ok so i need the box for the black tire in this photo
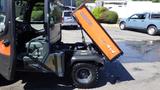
[119,22,126,30]
[72,63,98,88]
[147,25,157,35]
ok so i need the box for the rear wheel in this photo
[147,26,157,35]
[119,22,126,30]
[72,63,98,88]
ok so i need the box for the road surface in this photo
[1,24,160,90]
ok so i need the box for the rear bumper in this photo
[61,23,79,27]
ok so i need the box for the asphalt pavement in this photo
[1,24,160,90]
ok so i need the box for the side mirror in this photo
[127,18,130,21]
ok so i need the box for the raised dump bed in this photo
[73,4,123,61]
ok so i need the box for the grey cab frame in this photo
[0,0,16,80]
[0,0,51,80]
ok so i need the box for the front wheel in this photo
[147,26,157,35]
[119,22,126,30]
[72,63,98,88]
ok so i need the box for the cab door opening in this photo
[15,0,62,73]
[15,0,50,71]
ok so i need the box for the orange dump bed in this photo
[73,5,123,61]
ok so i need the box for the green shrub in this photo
[76,0,85,7]
[99,11,118,24]
[31,10,43,21]
[92,7,108,20]
[92,6,118,24]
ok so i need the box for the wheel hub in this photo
[76,68,92,84]
[148,28,155,34]
[78,69,90,79]
[120,23,125,29]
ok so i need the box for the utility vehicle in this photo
[0,0,122,88]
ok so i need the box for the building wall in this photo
[111,1,160,18]
[86,1,160,18]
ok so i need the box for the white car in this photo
[61,10,79,29]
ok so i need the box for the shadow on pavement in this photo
[97,60,134,87]
[17,72,73,90]
[0,61,134,89]
[0,72,74,90]
[0,76,16,86]
[61,26,79,30]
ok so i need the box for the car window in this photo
[130,14,139,19]
[64,12,72,17]
[151,14,160,19]
[31,3,44,22]
[30,2,44,30]
[130,14,146,19]
[49,1,62,44]
[139,14,146,19]
[15,1,27,22]
[50,3,62,24]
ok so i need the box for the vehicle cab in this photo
[0,0,105,88]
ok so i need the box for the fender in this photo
[71,50,104,66]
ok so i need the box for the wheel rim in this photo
[120,23,125,29]
[75,68,93,84]
[148,27,156,35]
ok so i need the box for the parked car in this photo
[61,10,79,29]
[119,13,160,35]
